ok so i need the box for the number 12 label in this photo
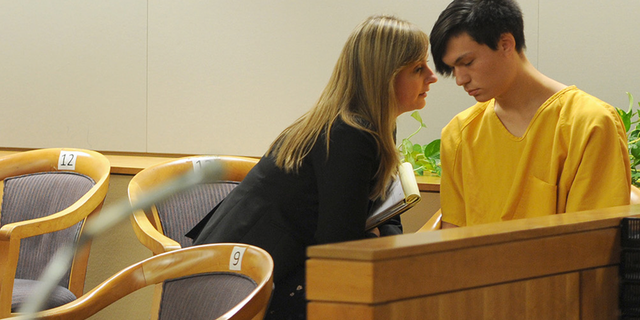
[229,246,247,271]
[58,151,79,170]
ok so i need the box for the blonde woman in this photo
[187,15,437,319]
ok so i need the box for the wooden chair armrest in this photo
[25,247,212,319]
[29,265,148,320]
[417,209,442,232]
[30,244,274,320]
[0,181,108,241]
[129,210,181,255]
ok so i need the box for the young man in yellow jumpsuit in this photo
[430,0,631,228]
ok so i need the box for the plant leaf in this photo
[631,143,640,160]
[400,138,412,155]
[410,111,427,128]
[617,107,632,133]
[423,139,441,158]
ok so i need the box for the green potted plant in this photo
[616,92,640,187]
[398,111,441,176]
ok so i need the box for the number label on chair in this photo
[230,246,247,271]
[192,159,213,172]
[58,151,79,170]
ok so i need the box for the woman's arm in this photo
[313,123,380,244]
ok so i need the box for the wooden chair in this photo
[0,148,110,318]
[29,243,274,320]
[418,185,640,232]
[417,209,442,232]
[128,155,259,255]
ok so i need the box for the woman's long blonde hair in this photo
[267,15,429,199]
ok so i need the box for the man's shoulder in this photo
[556,87,619,123]
[440,102,491,154]
[443,101,490,135]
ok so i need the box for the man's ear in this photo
[499,33,516,53]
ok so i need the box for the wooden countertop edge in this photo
[307,204,640,261]
[415,175,440,192]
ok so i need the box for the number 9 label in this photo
[229,246,247,271]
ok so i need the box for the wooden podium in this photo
[307,205,640,320]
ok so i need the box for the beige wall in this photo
[1,0,638,156]
[1,1,638,317]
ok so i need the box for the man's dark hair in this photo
[430,0,526,76]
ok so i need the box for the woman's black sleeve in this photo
[312,124,379,244]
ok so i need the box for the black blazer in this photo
[187,119,401,282]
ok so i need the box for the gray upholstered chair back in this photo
[1,172,95,287]
[154,181,239,248]
[158,272,257,320]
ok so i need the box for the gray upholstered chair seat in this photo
[11,279,76,312]
[155,181,239,248]
[158,272,257,320]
